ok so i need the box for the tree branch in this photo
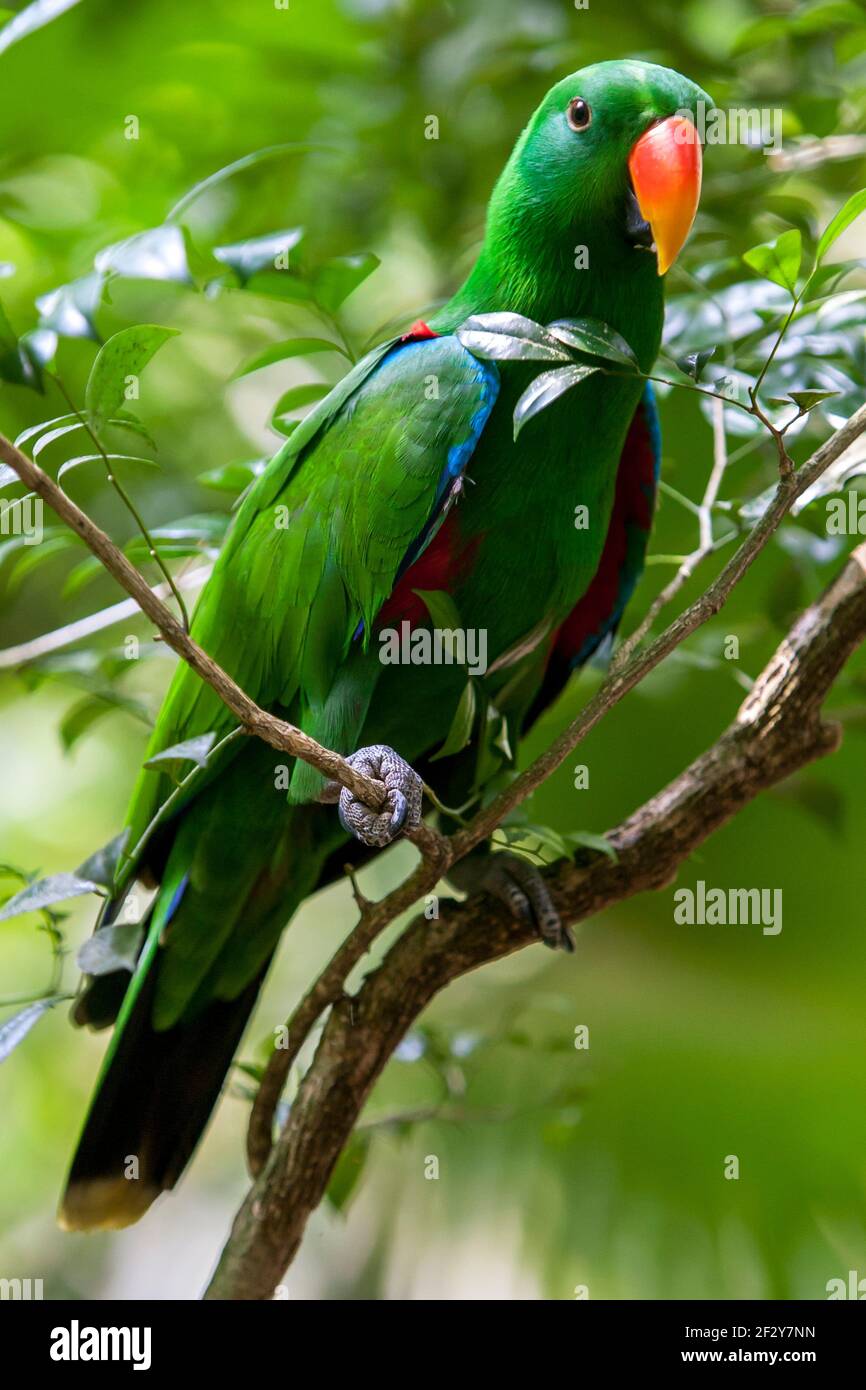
[3,403,866,1299]
[449,400,866,858]
[205,540,866,1299]
[241,401,866,1166]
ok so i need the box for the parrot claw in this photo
[330,744,424,849]
[450,850,574,953]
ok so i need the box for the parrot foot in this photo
[449,851,575,953]
[326,744,424,849]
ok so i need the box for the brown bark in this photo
[204,543,866,1299]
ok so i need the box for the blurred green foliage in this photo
[1,0,866,1300]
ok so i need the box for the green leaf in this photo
[145,732,217,784]
[486,704,512,762]
[325,1130,371,1213]
[730,15,787,54]
[61,554,103,599]
[270,382,330,418]
[489,831,541,866]
[14,413,76,450]
[76,832,129,890]
[35,272,103,341]
[513,365,598,439]
[0,872,105,921]
[125,512,228,562]
[136,513,227,545]
[32,420,84,459]
[214,228,303,285]
[520,823,573,860]
[19,326,57,370]
[85,325,179,430]
[0,533,33,574]
[486,616,552,676]
[0,299,19,373]
[58,691,151,750]
[166,142,331,223]
[743,229,802,294]
[788,389,839,414]
[457,312,571,363]
[198,458,267,493]
[548,317,637,366]
[0,299,41,390]
[234,338,341,378]
[815,189,866,264]
[802,260,860,302]
[5,536,75,595]
[676,347,716,382]
[77,922,144,976]
[0,0,82,59]
[430,679,477,761]
[109,412,158,450]
[242,271,314,305]
[271,417,301,440]
[412,588,463,631]
[57,453,159,484]
[0,997,61,1063]
[234,1059,265,1084]
[567,831,618,862]
[313,252,380,312]
[95,226,192,285]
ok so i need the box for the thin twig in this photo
[0,564,211,670]
[0,429,446,853]
[51,376,191,631]
[699,395,728,550]
[617,399,734,666]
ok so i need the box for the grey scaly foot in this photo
[324,744,424,849]
[449,850,574,953]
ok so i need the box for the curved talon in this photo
[480,852,575,953]
[335,744,423,849]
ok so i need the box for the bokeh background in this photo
[2,0,866,1300]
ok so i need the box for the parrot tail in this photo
[58,958,265,1231]
[59,749,337,1231]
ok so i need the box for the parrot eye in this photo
[566,97,592,132]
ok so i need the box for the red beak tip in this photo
[628,115,702,276]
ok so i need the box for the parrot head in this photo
[473,59,711,335]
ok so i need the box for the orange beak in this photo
[628,115,702,276]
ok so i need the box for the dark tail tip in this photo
[59,969,264,1231]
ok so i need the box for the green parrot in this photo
[60,59,708,1230]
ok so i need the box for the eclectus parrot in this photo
[61,59,707,1229]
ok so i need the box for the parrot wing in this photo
[123,330,499,857]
